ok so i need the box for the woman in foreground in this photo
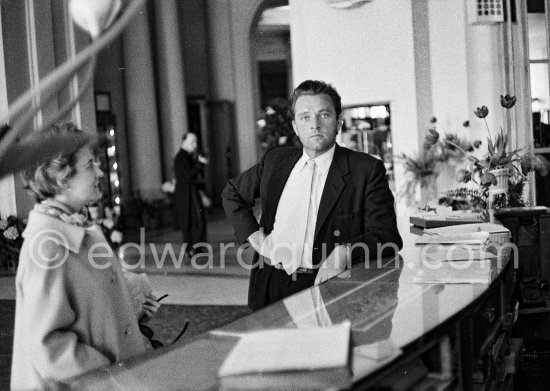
[11,122,159,390]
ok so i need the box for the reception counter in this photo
[70,218,516,390]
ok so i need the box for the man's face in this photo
[292,93,341,158]
[182,133,198,153]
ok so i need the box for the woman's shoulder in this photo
[20,210,91,269]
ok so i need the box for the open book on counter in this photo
[218,321,352,390]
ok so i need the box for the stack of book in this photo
[413,259,495,284]
[412,223,509,284]
[410,211,484,229]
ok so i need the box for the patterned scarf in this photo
[34,200,89,227]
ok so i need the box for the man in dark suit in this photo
[222,80,402,310]
[174,132,207,257]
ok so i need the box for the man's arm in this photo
[349,158,402,261]
[222,155,266,244]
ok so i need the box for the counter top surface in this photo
[71,217,511,390]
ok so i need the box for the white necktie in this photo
[278,159,316,274]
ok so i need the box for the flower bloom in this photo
[3,226,19,240]
[520,157,531,175]
[256,119,266,128]
[110,230,123,244]
[456,169,471,183]
[0,219,8,230]
[424,128,440,146]
[102,218,115,230]
[474,106,489,118]
[500,94,517,109]
[265,107,276,115]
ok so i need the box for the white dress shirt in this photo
[259,144,335,271]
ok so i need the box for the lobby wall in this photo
[289,0,419,202]
[289,0,508,206]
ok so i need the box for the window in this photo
[527,0,550,205]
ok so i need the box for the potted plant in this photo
[399,118,482,206]
[256,98,301,151]
[425,94,549,209]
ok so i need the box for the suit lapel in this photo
[314,145,349,241]
[264,149,302,229]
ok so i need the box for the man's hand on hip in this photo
[248,230,273,266]
[314,244,350,285]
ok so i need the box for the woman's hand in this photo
[140,295,162,323]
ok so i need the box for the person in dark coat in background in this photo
[174,132,208,257]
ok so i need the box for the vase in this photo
[487,167,510,210]
[489,167,509,194]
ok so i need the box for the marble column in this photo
[0,5,17,218]
[154,0,189,179]
[122,3,162,197]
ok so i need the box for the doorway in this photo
[251,3,292,154]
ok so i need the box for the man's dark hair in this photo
[289,80,342,119]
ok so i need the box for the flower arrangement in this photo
[399,117,482,204]
[257,98,301,150]
[0,215,26,273]
[424,94,549,207]
[423,117,482,163]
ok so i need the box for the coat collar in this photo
[264,144,350,240]
[314,144,350,240]
[23,210,86,253]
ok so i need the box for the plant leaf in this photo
[487,137,494,156]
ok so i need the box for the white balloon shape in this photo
[69,0,122,38]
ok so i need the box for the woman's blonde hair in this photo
[22,122,89,201]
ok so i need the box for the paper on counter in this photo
[354,339,398,362]
[413,259,494,284]
[422,244,498,262]
[425,223,510,236]
[414,231,490,245]
[218,321,351,377]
